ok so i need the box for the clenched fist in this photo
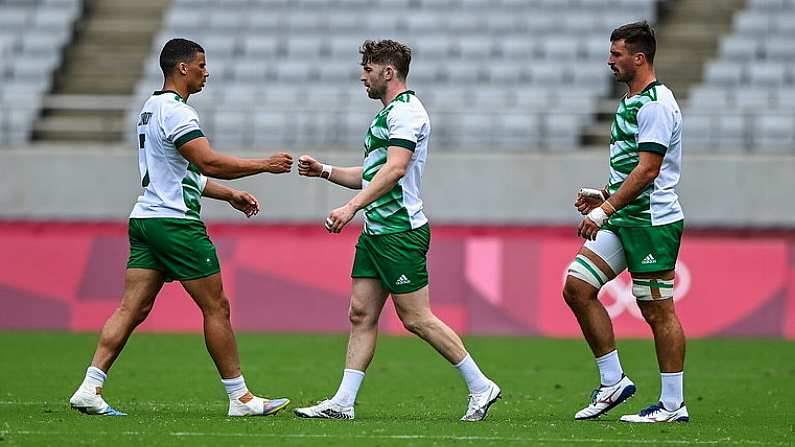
[265,153,293,174]
[298,154,323,177]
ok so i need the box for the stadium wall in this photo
[1,222,793,338]
[0,147,793,227]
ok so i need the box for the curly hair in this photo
[359,39,412,81]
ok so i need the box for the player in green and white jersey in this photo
[294,40,500,421]
[69,39,293,417]
[563,22,689,423]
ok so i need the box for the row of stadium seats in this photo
[142,62,610,89]
[164,11,655,34]
[684,113,795,154]
[689,86,795,111]
[146,34,619,62]
[132,0,658,150]
[703,62,795,87]
[732,10,795,35]
[684,0,795,153]
[0,0,82,145]
[199,109,588,151]
[170,0,656,11]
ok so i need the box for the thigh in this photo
[144,218,221,282]
[363,225,431,295]
[392,285,432,320]
[127,219,167,275]
[120,268,165,312]
[350,277,389,317]
[181,272,225,310]
[580,228,627,278]
[619,221,683,274]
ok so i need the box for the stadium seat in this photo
[720,36,760,61]
[754,114,795,153]
[127,0,663,151]
[704,62,746,86]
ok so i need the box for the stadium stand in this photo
[0,0,82,145]
[685,0,795,153]
[2,0,791,154]
[131,0,659,151]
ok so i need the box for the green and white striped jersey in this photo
[130,90,207,220]
[361,90,430,235]
[607,81,684,227]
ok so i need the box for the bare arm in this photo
[347,147,410,210]
[297,155,363,189]
[325,147,412,233]
[605,151,663,210]
[178,137,293,180]
[578,151,663,240]
[202,179,261,218]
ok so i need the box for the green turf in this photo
[0,333,792,446]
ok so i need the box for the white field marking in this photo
[3,430,788,446]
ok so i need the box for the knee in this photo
[348,303,377,328]
[641,306,676,328]
[202,295,231,320]
[562,279,589,308]
[400,314,434,336]
[118,302,152,327]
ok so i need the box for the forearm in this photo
[327,166,364,189]
[202,180,235,201]
[607,167,657,211]
[200,153,268,180]
[347,164,404,210]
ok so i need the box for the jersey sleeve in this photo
[386,103,426,151]
[636,102,673,155]
[163,105,205,149]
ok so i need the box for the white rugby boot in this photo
[69,385,127,416]
[460,380,502,421]
[574,375,636,420]
[620,402,690,423]
[228,394,290,416]
[293,399,355,420]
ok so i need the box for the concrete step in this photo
[80,19,161,34]
[33,115,126,142]
[57,79,142,95]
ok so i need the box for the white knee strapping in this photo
[632,278,675,301]
[567,254,609,289]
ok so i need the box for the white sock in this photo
[454,354,491,394]
[80,366,106,392]
[660,372,684,411]
[221,375,249,401]
[331,369,365,407]
[595,350,623,386]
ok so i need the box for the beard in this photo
[366,83,386,99]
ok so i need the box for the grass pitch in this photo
[0,332,792,446]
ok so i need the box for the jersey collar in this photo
[640,80,661,94]
[393,90,415,101]
[153,90,185,102]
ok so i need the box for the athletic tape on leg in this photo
[567,255,608,289]
[632,278,674,301]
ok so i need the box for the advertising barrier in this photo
[1,222,792,338]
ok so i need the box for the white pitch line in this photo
[3,430,788,446]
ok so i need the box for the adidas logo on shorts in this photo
[641,253,657,264]
[395,274,411,286]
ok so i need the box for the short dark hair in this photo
[610,21,656,64]
[359,39,412,81]
[159,38,205,76]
